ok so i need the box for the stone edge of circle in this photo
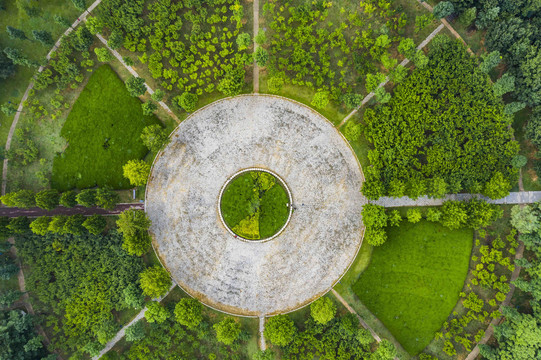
[144,94,366,317]
[217,167,294,243]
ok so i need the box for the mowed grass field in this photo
[51,65,159,191]
[353,220,473,355]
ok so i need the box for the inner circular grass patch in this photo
[220,170,290,240]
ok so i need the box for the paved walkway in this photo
[373,191,541,207]
[93,284,176,360]
[93,33,180,123]
[0,202,143,218]
[258,316,266,350]
[1,0,103,196]
[338,23,445,128]
[253,0,260,93]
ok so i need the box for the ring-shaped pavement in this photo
[146,95,366,316]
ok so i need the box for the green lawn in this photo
[353,220,473,355]
[220,171,289,240]
[51,65,159,191]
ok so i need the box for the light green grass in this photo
[51,65,159,191]
[353,220,473,355]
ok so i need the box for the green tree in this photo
[141,100,157,115]
[125,320,145,342]
[362,204,388,229]
[0,52,16,79]
[1,102,16,116]
[0,290,23,307]
[433,1,454,18]
[6,26,26,40]
[71,0,86,10]
[510,205,539,233]
[493,73,515,97]
[60,191,77,207]
[344,120,361,141]
[214,317,242,345]
[123,159,150,186]
[458,7,477,26]
[310,297,336,325]
[311,90,330,110]
[123,283,144,309]
[35,189,59,210]
[480,50,501,74]
[390,65,408,83]
[32,30,54,46]
[407,208,422,223]
[117,209,152,256]
[141,124,168,152]
[95,187,119,210]
[398,38,416,59]
[107,30,123,50]
[365,227,387,246]
[374,87,391,104]
[145,301,168,323]
[94,47,114,62]
[413,50,429,69]
[504,102,526,116]
[151,89,164,102]
[139,266,171,298]
[236,33,251,50]
[365,72,386,93]
[429,176,448,198]
[511,155,527,169]
[267,76,284,93]
[253,350,274,360]
[440,201,468,229]
[85,16,103,34]
[255,30,267,45]
[76,189,97,207]
[48,215,67,234]
[254,47,269,66]
[218,66,245,96]
[1,190,35,208]
[176,92,198,112]
[174,298,203,329]
[264,315,296,346]
[483,172,511,199]
[125,76,146,97]
[0,260,19,280]
[8,217,29,234]
[371,339,398,360]
[3,48,35,67]
[82,214,107,235]
[342,93,363,109]
[388,210,402,227]
[63,214,85,235]
[426,208,442,222]
[30,216,51,235]
[71,26,93,52]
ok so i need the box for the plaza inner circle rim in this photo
[218,167,294,243]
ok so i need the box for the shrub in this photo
[125,76,146,97]
[1,190,35,208]
[123,283,145,309]
[311,90,330,110]
[174,298,203,329]
[125,320,145,342]
[344,121,361,142]
[82,214,107,235]
[35,189,59,210]
[388,210,402,227]
[141,124,168,152]
[458,7,477,26]
[95,188,119,210]
[30,216,51,235]
[398,38,416,59]
[94,48,114,63]
[254,47,269,66]
[267,76,284,93]
[123,160,151,186]
[218,67,245,96]
[236,33,251,50]
[60,191,77,207]
[407,208,422,223]
[176,92,198,112]
[76,189,97,207]
[141,101,158,115]
[510,155,527,169]
[362,204,387,229]
[255,30,267,45]
[70,0,86,10]
[145,301,168,323]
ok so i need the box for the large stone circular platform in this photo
[145,95,366,316]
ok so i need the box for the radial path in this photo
[146,95,366,316]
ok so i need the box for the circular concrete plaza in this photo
[146,95,366,316]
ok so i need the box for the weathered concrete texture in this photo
[146,95,366,316]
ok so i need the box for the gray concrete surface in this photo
[145,95,366,316]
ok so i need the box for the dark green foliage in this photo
[0,310,50,359]
[122,283,144,310]
[0,256,18,280]
[354,220,473,354]
[526,107,541,147]
[63,214,85,235]
[0,290,23,308]
[54,15,72,28]
[174,298,202,329]
[95,187,119,210]
[6,26,26,40]
[3,48,35,67]
[281,314,373,359]
[176,92,198,112]
[480,50,501,74]
[107,30,123,50]
[264,314,296,347]
[254,47,269,66]
[0,51,16,79]
[493,73,515,97]
[125,76,146,97]
[70,25,94,52]
[218,66,246,96]
[83,214,107,235]
[47,215,67,234]
[35,189,59,210]
[76,188,97,207]
[253,350,275,360]
[504,101,526,116]
[458,7,476,26]
[141,100,157,115]
[511,155,528,169]
[51,65,159,190]
[363,39,518,199]
[59,190,77,207]
[117,209,151,256]
[125,320,145,342]
[433,1,454,18]
[15,231,144,351]
[30,216,51,236]
[1,190,35,208]
[32,30,54,47]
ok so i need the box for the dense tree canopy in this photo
[362,38,518,200]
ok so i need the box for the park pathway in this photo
[373,191,541,208]
[258,316,266,350]
[338,23,445,128]
[0,202,143,218]
[1,0,103,196]
[253,0,260,93]
[93,284,176,360]
[93,33,180,123]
